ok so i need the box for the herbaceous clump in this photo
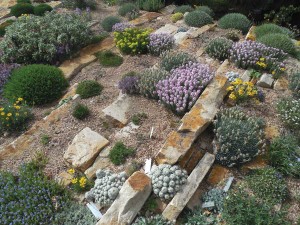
[0,12,91,64]
[85,169,127,207]
[160,51,196,72]
[202,188,226,213]
[156,62,214,114]
[137,0,164,12]
[76,80,103,99]
[118,3,139,17]
[149,164,188,201]
[101,16,122,32]
[185,11,213,28]
[171,12,183,23]
[225,29,241,42]
[205,37,233,61]
[0,63,19,93]
[118,75,140,94]
[112,22,133,32]
[174,5,194,14]
[138,68,169,99]
[254,23,292,39]
[277,98,300,130]
[213,107,266,167]
[133,215,175,225]
[195,5,214,17]
[218,13,251,34]
[148,33,174,56]
[289,72,300,98]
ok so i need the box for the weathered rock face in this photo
[186,24,215,39]
[154,24,178,35]
[155,60,230,165]
[162,153,215,221]
[64,127,109,171]
[274,77,289,91]
[207,164,229,185]
[130,12,161,26]
[97,172,152,225]
[257,73,274,88]
[55,171,73,187]
[0,0,16,8]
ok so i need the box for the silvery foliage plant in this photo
[149,164,188,201]
[225,71,239,82]
[85,170,127,207]
[148,33,175,56]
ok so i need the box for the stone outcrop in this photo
[64,127,109,171]
[257,73,274,88]
[154,24,178,35]
[97,172,152,225]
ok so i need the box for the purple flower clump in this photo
[112,22,134,32]
[156,62,214,114]
[0,63,19,93]
[229,40,287,70]
[118,75,140,94]
[148,33,174,56]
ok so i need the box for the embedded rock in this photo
[64,127,109,171]
[97,172,152,225]
[241,70,251,82]
[130,12,161,26]
[186,24,213,38]
[0,0,16,8]
[274,77,289,91]
[174,32,188,44]
[257,73,274,88]
[154,24,178,35]
[55,171,73,187]
[160,5,176,14]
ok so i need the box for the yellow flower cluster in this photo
[67,168,88,190]
[114,28,151,55]
[227,78,258,103]
[256,57,267,69]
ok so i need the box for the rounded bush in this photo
[96,50,123,67]
[72,103,90,120]
[185,11,213,28]
[205,37,233,60]
[76,80,103,99]
[33,4,52,16]
[170,12,183,23]
[218,13,251,34]
[102,16,122,32]
[118,3,138,17]
[174,5,193,14]
[10,3,34,17]
[138,0,164,12]
[254,23,290,39]
[0,20,14,37]
[257,33,297,55]
[3,65,68,105]
[196,5,214,17]
[17,0,31,3]
[289,72,300,98]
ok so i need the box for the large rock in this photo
[162,153,215,221]
[64,127,109,171]
[159,5,176,14]
[0,8,10,20]
[155,60,230,165]
[130,12,161,26]
[154,24,178,35]
[274,77,289,91]
[186,24,213,39]
[257,73,274,88]
[97,172,152,225]
[0,0,16,8]
[174,32,188,45]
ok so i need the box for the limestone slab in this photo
[186,24,212,38]
[154,24,178,35]
[130,12,161,26]
[274,77,289,91]
[64,127,109,171]
[162,153,215,221]
[0,8,10,20]
[174,32,188,45]
[257,73,274,88]
[0,0,16,8]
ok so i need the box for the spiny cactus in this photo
[85,170,127,207]
[149,164,188,201]
[205,37,233,61]
[213,107,266,167]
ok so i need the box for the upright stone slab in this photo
[97,172,152,225]
[162,153,215,221]
[64,127,109,171]
[155,60,230,165]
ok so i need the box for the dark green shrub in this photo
[3,64,68,105]
[72,103,90,120]
[89,32,109,45]
[95,50,123,67]
[205,37,233,60]
[185,11,213,28]
[101,16,122,32]
[257,33,297,55]
[160,51,196,72]
[137,0,164,12]
[118,3,138,17]
[289,72,300,98]
[218,13,251,34]
[174,5,193,14]
[131,112,147,125]
[254,23,291,39]
[17,0,31,4]
[10,3,34,17]
[76,80,103,99]
[33,4,53,16]
[199,0,230,13]
[268,135,300,177]
[196,5,214,17]
[62,0,97,9]
[0,20,14,37]
[109,142,135,165]
[277,98,300,130]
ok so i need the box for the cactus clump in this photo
[149,164,188,201]
[85,170,127,207]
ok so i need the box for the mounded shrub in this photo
[62,0,97,10]
[160,51,196,72]
[277,98,300,131]
[205,37,233,60]
[72,103,90,120]
[109,142,135,165]
[118,73,140,95]
[171,12,183,23]
[33,3,53,16]
[289,72,300,98]
[10,3,34,17]
[76,80,103,99]
[257,33,297,56]
[102,16,122,32]
[148,33,174,56]
[218,13,251,34]
[254,23,291,39]
[118,3,138,17]
[185,11,213,28]
[3,64,68,105]
[174,5,193,14]
[0,20,14,37]
[137,0,164,12]
[95,50,123,67]
[196,5,214,17]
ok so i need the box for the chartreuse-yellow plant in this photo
[67,168,91,192]
[227,78,258,103]
[114,27,151,54]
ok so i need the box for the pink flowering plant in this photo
[112,22,133,32]
[156,62,214,114]
[148,33,174,56]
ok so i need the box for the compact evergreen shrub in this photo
[174,5,193,14]
[76,80,103,99]
[289,72,300,98]
[160,51,196,72]
[254,23,291,39]
[109,142,135,165]
[218,13,251,34]
[205,37,233,60]
[257,33,297,55]
[10,3,34,17]
[102,16,122,32]
[72,103,90,120]
[17,0,31,3]
[3,64,68,105]
[33,3,53,16]
[118,3,138,17]
[196,5,214,17]
[185,11,213,28]
[62,0,97,9]
[95,50,123,67]
[137,0,164,12]
[171,12,183,23]
[0,20,14,37]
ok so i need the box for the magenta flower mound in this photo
[148,33,174,56]
[156,62,214,114]
[112,22,134,32]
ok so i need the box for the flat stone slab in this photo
[162,153,215,221]
[102,93,131,126]
[155,60,230,165]
[97,172,152,225]
[154,24,178,35]
[174,32,188,45]
[130,12,161,26]
[0,0,16,8]
[0,8,10,20]
[47,1,62,8]
[64,127,109,171]
[274,77,288,91]
[186,24,213,39]
[159,4,176,14]
[55,171,73,187]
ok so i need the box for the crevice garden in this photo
[0,0,299,224]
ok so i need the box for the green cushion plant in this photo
[95,50,123,67]
[102,16,122,32]
[76,80,103,99]
[10,3,34,17]
[185,11,213,28]
[218,13,251,34]
[33,4,53,16]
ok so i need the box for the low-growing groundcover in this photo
[96,50,123,67]
[109,142,135,165]
[76,80,103,99]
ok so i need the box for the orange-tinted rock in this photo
[0,0,16,8]
[55,171,73,187]
[130,12,161,26]
[207,164,229,185]
[274,77,289,91]
[265,125,280,140]
[245,26,256,41]
[241,155,268,172]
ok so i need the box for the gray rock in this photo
[257,73,274,88]
[241,70,251,82]
[174,32,188,45]
[154,24,178,35]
